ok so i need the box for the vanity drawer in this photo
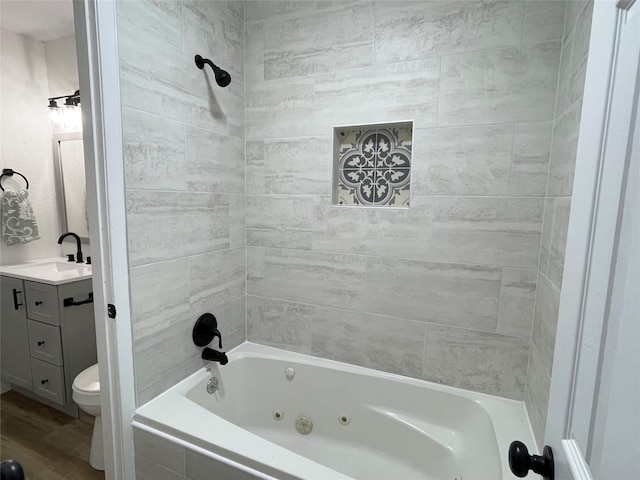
[27,320,63,366]
[31,358,66,405]
[25,281,60,326]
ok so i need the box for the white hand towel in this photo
[2,189,41,245]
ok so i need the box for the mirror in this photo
[53,132,89,242]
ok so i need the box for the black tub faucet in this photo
[58,232,84,263]
[193,313,228,365]
[202,348,228,365]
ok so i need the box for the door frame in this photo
[74,1,136,478]
[545,0,639,477]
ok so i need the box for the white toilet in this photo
[72,364,104,471]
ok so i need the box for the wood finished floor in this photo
[1,390,104,480]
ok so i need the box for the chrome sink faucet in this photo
[58,232,84,263]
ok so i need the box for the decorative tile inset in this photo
[334,122,412,207]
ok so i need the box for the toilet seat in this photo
[73,364,100,394]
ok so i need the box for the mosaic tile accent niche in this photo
[333,122,413,207]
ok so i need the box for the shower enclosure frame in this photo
[70,0,637,478]
[73,1,136,478]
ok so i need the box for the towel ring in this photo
[0,169,29,192]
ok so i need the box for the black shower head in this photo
[195,54,231,88]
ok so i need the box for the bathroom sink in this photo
[0,258,92,285]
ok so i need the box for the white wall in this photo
[45,35,79,97]
[0,28,60,264]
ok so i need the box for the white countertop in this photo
[0,257,92,285]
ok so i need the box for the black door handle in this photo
[509,441,554,480]
[12,289,23,310]
[63,292,93,307]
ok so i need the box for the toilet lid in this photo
[73,364,100,393]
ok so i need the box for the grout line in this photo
[247,244,535,274]
[245,293,530,341]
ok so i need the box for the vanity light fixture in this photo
[47,89,81,110]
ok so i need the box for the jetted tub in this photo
[133,343,536,480]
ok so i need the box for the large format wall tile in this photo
[182,1,245,79]
[525,341,552,449]
[118,19,228,135]
[246,137,332,195]
[126,191,229,266]
[229,194,245,249]
[263,2,373,79]
[212,297,246,353]
[522,1,566,49]
[497,268,537,337]
[136,456,186,480]
[374,1,524,64]
[510,122,553,197]
[134,315,203,405]
[133,427,185,476]
[546,197,572,288]
[412,125,513,196]
[539,197,572,288]
[116,1,182,51]
[246,195,315,249]
[260,248,368,310]
[439,42,561,126]
[185,125,244,194]
[314,59,440,130]
[548,100,583,197]
[246,78,316,139]
[312,196,432,259]
[245,22,264,84]
[123,107,186,191]
[130,260,191,344]
[311,306,425,378]
[556,2,593,114]
[189,247,245,312]
[245,1,319,24]
[246,246,266,295]
[365,257,502,331]
[247,296,313,354]
[422,323,528,400]
[531,273,561,377]
[430,197,544,268]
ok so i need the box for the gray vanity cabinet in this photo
[0,276,33,390]
[0,275,97,416]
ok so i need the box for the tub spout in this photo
[202,347,228,365]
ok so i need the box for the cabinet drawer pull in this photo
[12,289,23,310]
[37,341,45,346]
[35,301,43,306]
[63,292,93,307]
[41,379,49,385]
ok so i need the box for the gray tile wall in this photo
[116,0,246,405]
[115,0,590,431]
[525,1,593,448]
[244,0,566,401]
[133,427,259,480]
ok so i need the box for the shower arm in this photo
[194,54,217,72]
[194,54,231,87]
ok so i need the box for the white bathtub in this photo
[133,342,536,480]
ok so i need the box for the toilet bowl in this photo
[72,364,104,471]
